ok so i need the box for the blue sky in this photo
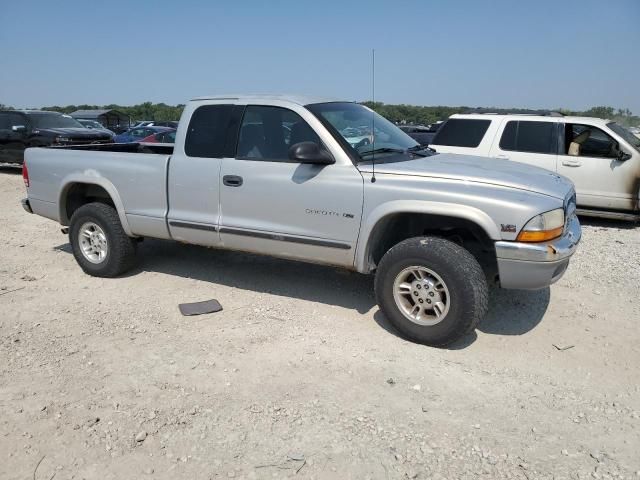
[1,0,638,112]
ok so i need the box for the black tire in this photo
[69,202,137,277]
[374,236,488,347]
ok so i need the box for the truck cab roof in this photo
[189,93,345,106]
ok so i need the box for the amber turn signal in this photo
[516,226,564,242]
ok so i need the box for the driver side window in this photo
[565,124,617,158]
[236,105,322,162]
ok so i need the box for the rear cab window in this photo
[431,119,491,148]
[185,104,239,158]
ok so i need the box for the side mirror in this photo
[288,141,335,165]
[12,125,27,133]
[617,149,632,161]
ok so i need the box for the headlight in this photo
[516,208,564,242]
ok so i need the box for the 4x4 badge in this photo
[501,224,517,233]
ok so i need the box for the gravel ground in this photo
[1,166,639,480]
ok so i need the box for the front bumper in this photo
[21,198,33,214]
[494,214,581,290]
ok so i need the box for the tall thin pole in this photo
[371,48,376,183]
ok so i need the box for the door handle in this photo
[223,175,243,187]
[562,159,582,167]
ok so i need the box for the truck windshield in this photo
[30,113,84,129]
[607,122,640,152]
[307,102,422,161]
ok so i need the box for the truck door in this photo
[167,103,240,246]
[488,119,559,172]
[219,104,364,267]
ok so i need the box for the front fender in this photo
[355,200,501,273]
[58,172,133,236]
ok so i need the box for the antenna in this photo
[371,48,376,183]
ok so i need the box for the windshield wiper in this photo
[359,147,405,157]
[406,145,433,156]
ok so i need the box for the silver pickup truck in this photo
[21,94,581,346]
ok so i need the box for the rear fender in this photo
[58,173,133,236]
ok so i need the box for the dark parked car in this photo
[399,122,443,146]
[0,110,113,165]
[113,126,174,143]
[151,121,179,128]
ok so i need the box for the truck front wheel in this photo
[69,202,138,277]
[374,236,489,347]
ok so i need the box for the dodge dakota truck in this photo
[21,94,581,346]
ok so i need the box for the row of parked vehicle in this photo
[0,110,179,164]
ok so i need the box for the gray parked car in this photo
[21,94,581,346]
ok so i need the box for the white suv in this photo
[430,113,640,220]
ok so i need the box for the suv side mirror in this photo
[617,149,632,162]
[288,141,335,165]
[12,125,27,133]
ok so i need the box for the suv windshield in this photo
[307,102,423,161]
[607,122,640,152]
[29,113,84,129]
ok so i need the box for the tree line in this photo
[1,102,638,127]
[361,103,640,128]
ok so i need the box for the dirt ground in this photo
[1,166,639,480]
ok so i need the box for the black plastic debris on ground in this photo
[178,299,223,316]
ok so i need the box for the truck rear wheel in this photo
[69,202,137,277]
[374,236,488,347]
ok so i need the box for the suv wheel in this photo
[375,236,489,347]
[69,202,138,277]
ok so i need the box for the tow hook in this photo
[61,227,69,234]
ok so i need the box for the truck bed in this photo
[25,144,172,239]
[47,142,174,155]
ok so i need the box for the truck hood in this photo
[358,153,573,199]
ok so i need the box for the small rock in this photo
[227,472,235,478]
[421,406,428,413]
[561,449,569,456]
[143,467,154,475]
[386,378,395,385]
[135,431,147,443]
[86,417,100,427]
[412,384,421,392]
